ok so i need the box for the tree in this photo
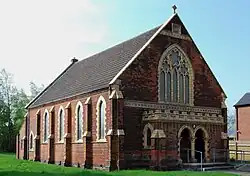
[29,81,44,100]
[0,69,17,152]
[0,69,44,152]
[11,89,30,135]
[0,99,8,151]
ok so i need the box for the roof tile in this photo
[29,26,159,108]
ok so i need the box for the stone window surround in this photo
[58,106,65,143]
[96,95,107,143]
[143,123,154,149]
[75,101,84,143]
[158,43,194,105]
[43,109,49,143]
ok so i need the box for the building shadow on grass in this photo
[0,171,114,176]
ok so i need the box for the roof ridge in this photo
[26,20,161,108]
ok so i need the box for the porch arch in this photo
[193,126,209,162]
[177,125,193,162]
[193,126,209,139]
[178,125,194,138]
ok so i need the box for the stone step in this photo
[202,165,235,171]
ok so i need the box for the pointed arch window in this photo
[58,108,65,141]
[29,132,34,150]
[44,111,49,142]
[99,101,105,139]
[76,103,83,141]
[158,45,192,104]
[96,96,106,142]
[143,123,153,149]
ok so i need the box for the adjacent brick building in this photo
[228,93,250,161]
[234,93,250,141]
[16,11,229,170]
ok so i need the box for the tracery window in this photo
[159,45,192,104]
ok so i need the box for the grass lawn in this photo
[0,153,238,176]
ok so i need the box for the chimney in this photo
[71,57,78,63]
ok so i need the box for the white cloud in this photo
[0,0,111,94]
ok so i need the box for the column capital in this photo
[190,137,196,142]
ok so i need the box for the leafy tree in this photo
[0,69,45,152]
[0,99,8,151]
[29,81,44,100]
[11,89,30,135]
[0,69,17,152]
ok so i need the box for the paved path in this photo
[222,170,250,176]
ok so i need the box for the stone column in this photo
[64,102,72,166]
[191,137,196,162]
[204,137,209,162]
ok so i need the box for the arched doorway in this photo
[195,129,205,162]
[180,128,191,162]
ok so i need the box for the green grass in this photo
[0,153,238,176]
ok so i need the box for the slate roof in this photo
[234,92,250,107]
[28,26,160,108]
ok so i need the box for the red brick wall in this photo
[27,89,112,167]
[237,106,250,141]
[118,15,225,163]
[123,107,144,151]
[119,16,223,108]
[19,121,26,159]
[41,144,48,162]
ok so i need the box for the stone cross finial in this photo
[172,4,177,14]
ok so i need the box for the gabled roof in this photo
[26,12,226,109]
[234,92,250,107]
[27,23,162,108]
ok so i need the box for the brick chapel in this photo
[16,9,229,170]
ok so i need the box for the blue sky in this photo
[100,0,250,114]
[0,0,249,114]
